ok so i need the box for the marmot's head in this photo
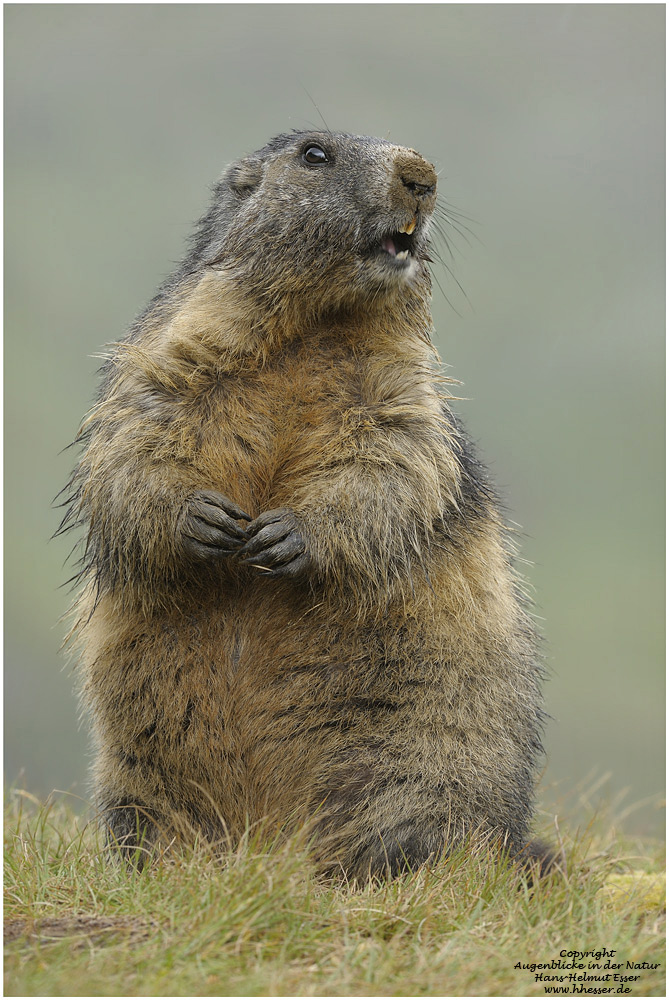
[187,131,438,323]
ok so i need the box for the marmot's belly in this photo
[89,588,532,851]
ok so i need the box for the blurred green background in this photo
[5,5,664,833]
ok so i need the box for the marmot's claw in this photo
[192,490,251,523]
[238,508,309,577]
[182,537,240,561]
[182,490,251,560]
[263,553,311,578]
[240,536,304,567]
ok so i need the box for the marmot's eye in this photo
[302,145,328,165]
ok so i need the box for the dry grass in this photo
[3,789,665,997]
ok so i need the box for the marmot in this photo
[60,130,548,877]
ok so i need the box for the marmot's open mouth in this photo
[379,217,418,263]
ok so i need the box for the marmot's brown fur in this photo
[60,131,547,877]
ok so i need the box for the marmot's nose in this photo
[393,149,437,207]
[402,178,435,199]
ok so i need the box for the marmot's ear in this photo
[224,157,262,197]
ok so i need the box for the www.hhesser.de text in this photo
[515,949,661,996]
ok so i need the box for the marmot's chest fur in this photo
[187,342,445,517]
[61,130,548,878]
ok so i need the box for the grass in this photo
[4,789,665,997]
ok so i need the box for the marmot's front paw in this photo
[238,508,310,578]
[181,490,251,561]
